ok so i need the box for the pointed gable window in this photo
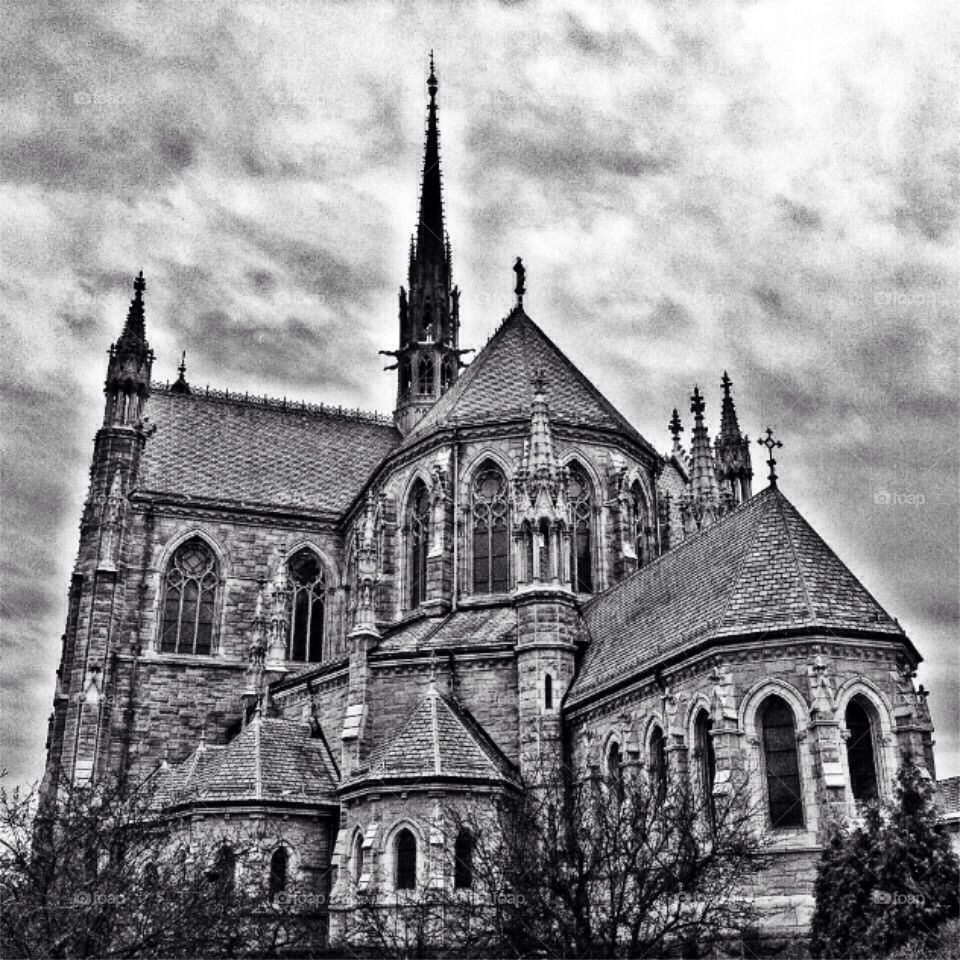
[694,709,716,824]
[760,696,804,828]
[649,724,667,800]
[408,481,430,608]
[472,462,510,594]
[268,847,289,901]
[161,538,219,655]
[568,464,593,593]
[631,480,649,568]
[288,550,325,663]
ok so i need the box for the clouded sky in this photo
[2,0,958,788]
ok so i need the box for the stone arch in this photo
[468,457,511,595]
[155,526,230,574]
[740,678,818,836]
[835,678,899,801]
[560,454,599,593]
[283,537,340,587]
[399,470,433,610]
[460,446,514,498]
[383,818,426,892]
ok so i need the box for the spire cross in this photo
[133,270,145,296]
[690,385,705,419]
[177,351,186,378]
[721,370,732,396]
[513,256,526,305]
[758,427,783,488]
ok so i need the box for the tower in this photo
[383,55,463,434]
[43,272,155,792]
[714,372,753,504]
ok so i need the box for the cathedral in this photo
[43,59,939,939]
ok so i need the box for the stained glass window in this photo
[160,539,218,655]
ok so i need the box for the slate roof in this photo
[348,683,517,786]
[375,606,518,654]
[138,386,400,514]
[402,308,654,454]
[155,716,339,807]
[938,777,960,817]
[569,486,906,706]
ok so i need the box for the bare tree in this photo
[0,772,328,958]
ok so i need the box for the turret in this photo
[679,386,720,533]
[714,371,753,503]
[104,271,154,426]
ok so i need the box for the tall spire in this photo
[718,371,741,440]
[688,386,719,505]
[715,372,753,503]
[104,270,154,427]
[386,56,466,435]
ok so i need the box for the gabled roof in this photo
[569,486,907,706]
[375,606,518,654]
[349,683,517,786]
[402,308,654,454]
[138,386,400,514]
[155,717,339,808]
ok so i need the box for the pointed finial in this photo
[133,269,145,297]
[170,350,191,394]
[178,351,186,377]
[758,427,783,488]
[690,385,705,419]
[513,256,526,305]
[669,408,683,439]
[427,51,437,99]
[722,371,731,396]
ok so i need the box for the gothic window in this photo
[209,844,235,896]
[568,465,593,593]
[454,829,474,890]
[538,519,551,581]
[760,696,804,828]
[401,360,412,397]
[408,481,430,608]
[417,355,434,394]
[472,462,509,594]
[352,833,364,882]
[846,698,879,802]
[649,724,667,799]
[395,828,417,890]
[268,847,289,901]
[440,357,453,391]
[288,550,325,663]
[607,740,623,790]
[544,673,553,711]
[160,538,219,655]
[694,709,716,823]
[631,480,648,568]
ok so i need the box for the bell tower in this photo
[383,55,465,434]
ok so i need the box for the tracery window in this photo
[395,829,417,890]
[160,538,219,655]
[268,847,289,901]
[631,480,648,568]
[454,829,474,889]
[694,709,716,823]
[472,463,510,594]
[440,357,453,392]
[568,465,593,593]
[846,698,879,802]
[288,550,325,663]
[417,355,434,394]
[649,724,667,799]
[760,696,804,828]
[408,481,430,608]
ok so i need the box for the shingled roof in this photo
[375,606,518,654]
[155,716,339,808]
[348,682,517,786]
[402,308,654,454]
[569,486,907,707]
[138,386,400,514]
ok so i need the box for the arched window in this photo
[160,538,219,655]
[395,829,417,890]
[472,463,509,594]
[288,550,325,663]
[209,844,235,896]
[631,480,648,568]
[568,465,593,593]
[649,724,667,799]
[417,355,434,394]
[400,359,412,397]
[408,481,430,608]
[454,829,474,889]
[760,696,804,828]
[694,710,716,823]
[268,847,289,901]
[607,740,623,788]
[538,518,551,581]
[352,833,364,882]
[440,357,453,392]
[846,698,879,803]
[544,673,553,711]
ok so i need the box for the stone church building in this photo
[43,61,939,938]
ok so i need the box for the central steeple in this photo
[385,55,464,435]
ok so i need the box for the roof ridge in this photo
[717,490,781,627]
[151,381,396,428]
[254,715,263,801]
[582,486,777,615]
[772,490,817,623]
